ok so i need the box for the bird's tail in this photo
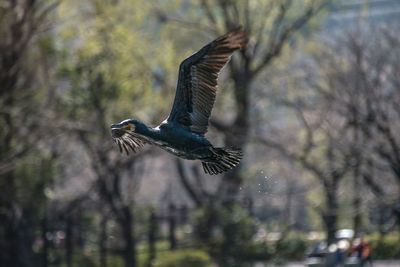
[202,147,243,175]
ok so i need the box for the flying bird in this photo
[111,27,248,175]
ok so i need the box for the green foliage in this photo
[11,152,57,217]
[154,249,213,267]
[137,240,170,254]
[193,203,258,263]
[219,204,257,243]
[58,247,211,267]
[366,232,400,259]
[60,253,97,267]
[275,232,310,260]
[58,0,178,125]
[241,242,274,261]
[242,231,310,261]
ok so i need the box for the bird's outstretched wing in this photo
[168,27,248,135]
[113,132,146,155]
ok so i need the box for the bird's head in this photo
[110,119,146,155]
[111,119,139,138]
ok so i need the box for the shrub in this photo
[241,242,274,261]
[275,232,310,260]
[155,249,213,267]
[366,232,400,259]
[240,231,310,261]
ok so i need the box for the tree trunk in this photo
[41,213,49,267]
[220,76,251,203]
[65,215,73,267]
[324,180,339,245]
[168,203,177,250]
[285,179,295,226]
[99,215,108,267]
[195,205,217,244]
[353,168,362,237]
[394,204,400,232]
[147,209,157,267]
[217,76,251,263]
[120,206,135,267]
[378,202,387,235]
[179,205,188,225]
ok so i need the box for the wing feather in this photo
[114,133,147,155]
[168,27,248,135]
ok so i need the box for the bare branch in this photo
[200,0,218,28]
[252,1,327,77]
[175,159,203,207]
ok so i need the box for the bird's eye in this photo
[124,124,134,131]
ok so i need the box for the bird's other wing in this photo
[167,27,248,135]
[114,132,147,155]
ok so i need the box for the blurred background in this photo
[1,0,400,266]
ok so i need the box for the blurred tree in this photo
[259,24,400,243]
[158,0,328,262]
[99,212,109,267]
[309,27,400,230]
[56,1,179,266]
[58,26,140,267]
[147,207,158,267]
[0,1,59,266]
[255,34,366,244]
[257,95,354,244]
[168,203,177,250]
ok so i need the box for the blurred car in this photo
[335,229,354,240]
[304,241,328,266]
[305,229,356,267]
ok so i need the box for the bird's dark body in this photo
[136,121,213,160]
[111,27,247,174]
